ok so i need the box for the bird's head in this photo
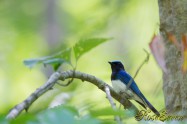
[108,61,125,72]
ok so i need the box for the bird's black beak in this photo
[108,61,112,65]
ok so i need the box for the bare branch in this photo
[6,70,138,119]
[57,66,77,87]
[104,85,122,124]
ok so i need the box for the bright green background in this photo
[0,0,163,123]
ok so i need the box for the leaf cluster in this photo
[24,38,112,71]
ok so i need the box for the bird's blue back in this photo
[115,70,144,100]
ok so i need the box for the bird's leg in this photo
[118,91,123,109]
[117,91,126,121]
[118,91,128,109]
[120,91,131,99]
[118,90,132,109]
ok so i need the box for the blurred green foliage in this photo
[1,105,133,124]
[0,0,163,123]
[24,38,112,70]
[0,106,101,124]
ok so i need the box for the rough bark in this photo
[158,0,187,115]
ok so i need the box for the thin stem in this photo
[104,85,122,124]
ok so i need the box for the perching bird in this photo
[108,61,160,116]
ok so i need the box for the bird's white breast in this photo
[111,80,142,102]
[111,80,125,93]
[111,80,133,97]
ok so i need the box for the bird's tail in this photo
[140,93,160,116]
[145,99,160,116]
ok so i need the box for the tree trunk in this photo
[158,0,187,116]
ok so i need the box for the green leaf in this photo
[11,114,37,124]
[77,116,101,124]
[0,116,9,124]
[23,48,71,70]
[24,59,44,68]
[43,58,65,71]
[35,105,101,124]
[73,38,112,59]
[90,107,125,117]
[37,109,75,124]
[42,58,64,65]
[58,48,72,62]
